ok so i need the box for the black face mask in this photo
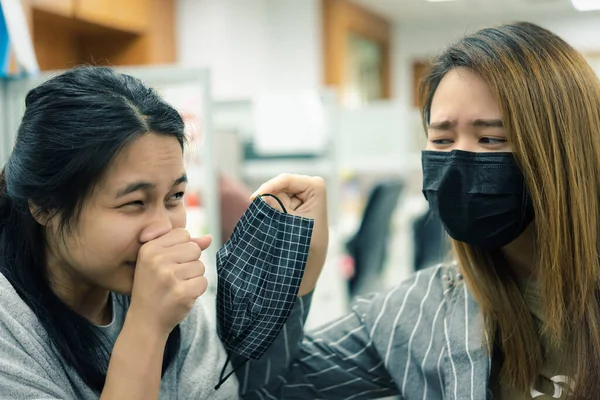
[422,150,534,249]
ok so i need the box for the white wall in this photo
[176,0,322,100]
[177,2,600,106]
[394,14,600,113]
[390,14,600,156]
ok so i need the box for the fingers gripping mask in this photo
[214,194,314,389]
[422,150,534,249]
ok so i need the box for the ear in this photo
[28,201,51,226]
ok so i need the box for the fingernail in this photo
[250,191,259,200]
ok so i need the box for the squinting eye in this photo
[166,192,185,208]
[431,139,453,145]
[123,200,144,207]
[171,192,185,201]
[480,137,507,144]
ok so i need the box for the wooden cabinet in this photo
[412,61,431,108]
[22,0,173,71]
[75,0,149,33]
[29,0,74,18]
[321,0,392,101]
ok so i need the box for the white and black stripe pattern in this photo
[236,263,493,400]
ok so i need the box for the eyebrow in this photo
[472,118,504,128]
[428,120,454,130]
[428,119,504,130]
[115,174,187,198]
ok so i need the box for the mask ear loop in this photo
[214,192,287,390]
[258,193,288,214]
[215,354,249,390]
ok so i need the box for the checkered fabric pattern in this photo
[216,196,314,360]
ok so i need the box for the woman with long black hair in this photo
[0,66,327,399]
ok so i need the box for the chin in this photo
[108,266,135,296]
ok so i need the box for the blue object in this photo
[0,2,10,77]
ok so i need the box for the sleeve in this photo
[175,299,240,400]
[0,354,70,399]
[237,266,448,400]
[236,289,402,400]
[0,314,72,399]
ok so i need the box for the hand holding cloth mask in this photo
[214,194,314,389]
[422,150,534,249]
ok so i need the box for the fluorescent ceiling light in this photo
[426,0,460,2]
[571,0,600,11]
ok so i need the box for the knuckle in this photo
[312,176,326,187]
[150,253,165,268]
[186,242,202,259]
[157,266,174,283]
[138,243,153,260]
[197,261,206,276]
[175,228,191,242]
[195,277,208,296]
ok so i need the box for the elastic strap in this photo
[214,353,250,390]
[258,193,288,214]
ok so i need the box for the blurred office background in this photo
[0,0,599,327]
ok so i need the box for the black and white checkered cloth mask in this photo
[214,194,314,389]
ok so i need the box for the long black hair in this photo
[0,66,186,392]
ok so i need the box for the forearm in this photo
[238,293,311,396]
[298,240,327,296]
[100,313,168,400]
[239,292,399,400]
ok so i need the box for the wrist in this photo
[123,305,170,344]
[103,307,168,400]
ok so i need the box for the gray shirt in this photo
[240,263,494,400]
[0,262,492,400]
[0,268,312,400]
[0,272,230,399]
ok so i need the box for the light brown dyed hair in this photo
[420,22,600,399]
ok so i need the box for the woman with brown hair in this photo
[239,21,600,400]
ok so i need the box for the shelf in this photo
[24,0,175,70]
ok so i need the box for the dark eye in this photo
[431,139,453,145]
[123,200,144,207]
[480,137,507,145]
[167,192,185,206]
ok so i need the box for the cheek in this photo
[70,217,138,264]
[172,206,187,229]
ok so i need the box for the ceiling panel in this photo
[350,0,585,22]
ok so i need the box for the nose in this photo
[139,208,173,243]
[452,135,480,153]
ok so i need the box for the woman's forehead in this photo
[97,134,185,192]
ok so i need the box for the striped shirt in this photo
[238,263,493,400]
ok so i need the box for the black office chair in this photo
[412,207,451,271]
[345,180,404,298]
